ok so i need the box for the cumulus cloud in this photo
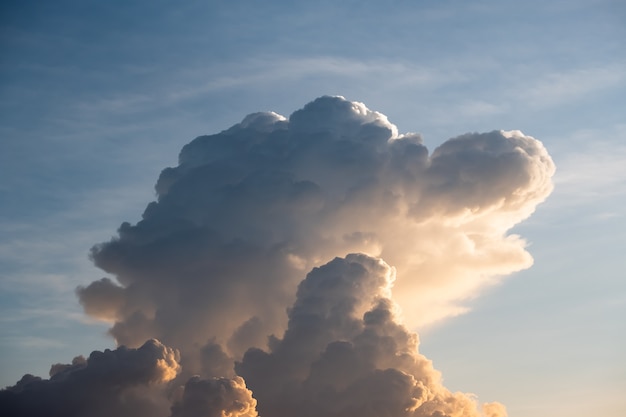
[2,95,552,416]
[77,96,553,358]
[0,339,180,417]
[237,254,506,417]
[170,376,258,417]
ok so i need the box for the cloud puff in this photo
[237,254,507,417]
[170,375,258,417]
[0,339,180,417]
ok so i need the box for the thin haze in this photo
[1,96,554,416]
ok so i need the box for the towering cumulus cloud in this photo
[238,254,505,417]
[2,96,554,416]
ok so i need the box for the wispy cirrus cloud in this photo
[516,64,625,109]
[549,125,626,207]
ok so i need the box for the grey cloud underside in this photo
[3,96,554,416]
[0,340,180,417]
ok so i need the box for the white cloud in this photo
[77,97,553,356]
[2,96,551,416]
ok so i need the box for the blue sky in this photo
[1,1,625,416]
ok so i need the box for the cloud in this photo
[2,95,551,415]
[237,254,507,417]
[518,64,625,109]
[170,376,258,417]
[76,96,553,359]
[552,126,626,203]
[0,339,180,417]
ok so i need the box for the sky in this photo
[1,1,625,416]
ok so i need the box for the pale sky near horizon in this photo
[1,1,625,416]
